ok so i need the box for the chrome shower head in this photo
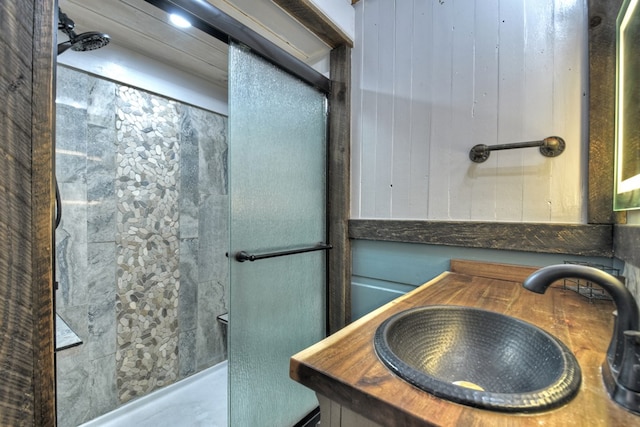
[57,8,110,55]
[69,31,111,52]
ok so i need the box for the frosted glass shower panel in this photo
[228,41,327,426]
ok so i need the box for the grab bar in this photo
[235,243,332,262]
[469,136,565,163]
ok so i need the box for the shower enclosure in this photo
[55,0,334,425]
[55,65,230,425]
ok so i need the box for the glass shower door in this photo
[228,41,327,426]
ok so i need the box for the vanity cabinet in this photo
[291,260,639,426]
[317,395,382,427]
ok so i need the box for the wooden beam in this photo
[349,220,614,258]
[31,0,57,424]
[273,0,354,48]
[614,225,640,267]
[0,1,37,424]
[588,0,625,224]
[328,45,352,333]
[587,0,639,270]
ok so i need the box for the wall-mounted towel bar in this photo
[235,243,332,262]
[469,136,565,163]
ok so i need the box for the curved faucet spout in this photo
[523,264,639,373]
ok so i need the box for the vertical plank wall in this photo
[351,0,588,222]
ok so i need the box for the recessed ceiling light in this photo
[169,13,192,28]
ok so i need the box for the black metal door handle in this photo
[235,243,332,262]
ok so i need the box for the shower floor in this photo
[80,361,228,427]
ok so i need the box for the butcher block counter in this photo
[290,260,640,426]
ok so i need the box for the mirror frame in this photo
[614,0,640,210]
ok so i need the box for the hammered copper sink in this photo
[374,305,582,412]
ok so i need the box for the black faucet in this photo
[523,264,640,414]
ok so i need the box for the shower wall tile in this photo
[87,181,117,243]
[57,66,89,109]
[86,242,117,360]
[87,124,117,243]
[179,238,198,333]
[56,182,88,308]
[57,346,118,427]
[87,242,116,300]
[56,103,88,184]
[198,194,230,284]
[86,299,117,361]
[86,78,116,246]
[179,106,200,239]
[197,279,228,370]
[184,105,229,378]
[89,355,119,418]
[87,78,117,128]
[56,345,93,427]
[87,123,116,167]
[179,328,197,378]
[196,109,228,196]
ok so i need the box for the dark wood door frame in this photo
[0,0,56,425]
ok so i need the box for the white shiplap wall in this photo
[351,0,588,222]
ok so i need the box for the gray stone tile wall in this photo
[55,65,228,426]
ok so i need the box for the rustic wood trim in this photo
[349,220,614,257]
[1,2,33,424]
[450,259,541,283]
[589,0,638,267]
[31,0,57,424]
[588,0,626,224]
[327,45,352,334]
[1,1,41,424]
[614,225,640,267]
[273,0,354,48]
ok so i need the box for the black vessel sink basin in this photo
[374,305,581,412]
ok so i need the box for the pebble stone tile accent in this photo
[115,86,181,403]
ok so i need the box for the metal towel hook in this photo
[469,136,566,163]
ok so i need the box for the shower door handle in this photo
[235,243,332,262]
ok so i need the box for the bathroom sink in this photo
[374,305,581,412]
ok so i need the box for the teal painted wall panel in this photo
[352,278,414,320]
[351,239,617,320]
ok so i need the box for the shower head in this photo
[70,32,111,52]
[58,31,111,55]
[57,8,110,55]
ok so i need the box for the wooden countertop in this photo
[290,260,640,426]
